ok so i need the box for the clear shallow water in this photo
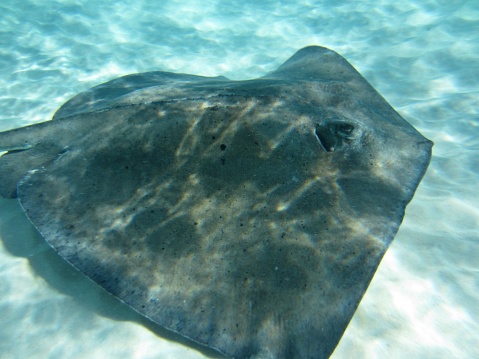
[0,0,478,358]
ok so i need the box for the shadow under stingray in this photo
[0,197,226,358]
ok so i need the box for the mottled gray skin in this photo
[0,46,432,358]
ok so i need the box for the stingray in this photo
[0,46,432,358]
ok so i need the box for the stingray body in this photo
[0,46,432,358]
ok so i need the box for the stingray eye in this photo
[334,123,355,138]
[315,121,359,152]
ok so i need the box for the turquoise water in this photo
[0,1,478,358]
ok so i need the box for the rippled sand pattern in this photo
[0,0,478,358]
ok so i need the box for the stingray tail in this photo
[0,122,60,199]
